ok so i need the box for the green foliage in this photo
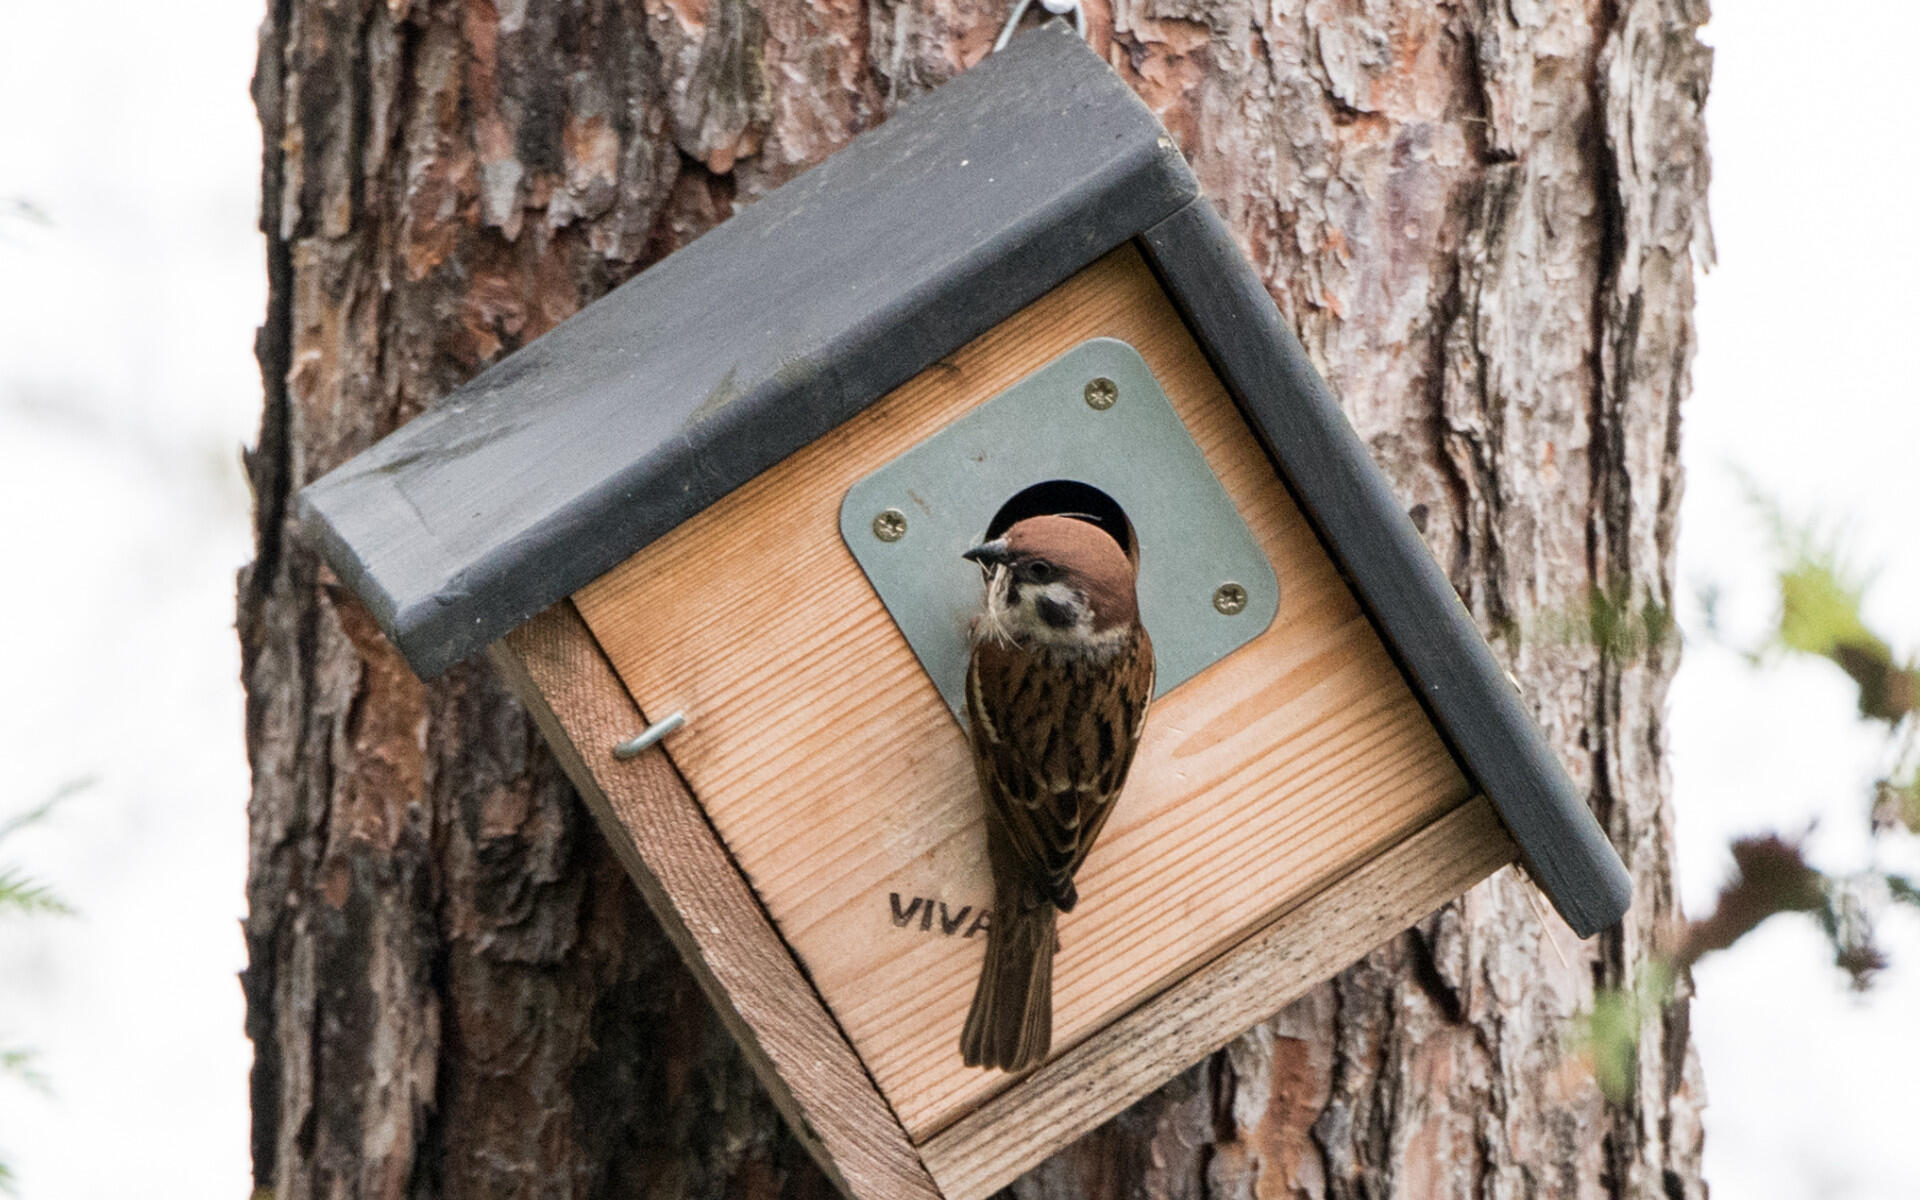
[1576,962,1675,1104]
[0,1049,44,1094]
[0,783,83,839]
[0,783,81,1195]
[1589,579,1676,665]
[1774,551,1876,660]
[1522,577,1677,665]
[1748,490,1919,724]
[0,789,78,919]
[0,870,73,919]
[1581,988,1639,1103]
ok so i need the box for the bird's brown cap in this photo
[973,514,1139,631]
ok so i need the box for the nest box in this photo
[300,24,1630,1200]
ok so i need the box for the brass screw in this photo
[872,508,908,542]
[1213,583,1248,615]
[1084,377,1118,410]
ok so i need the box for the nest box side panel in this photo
[1140,199,1633,935]
[573,247,1477,1138]
[489,604,941,1200]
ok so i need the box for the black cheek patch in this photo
[1036,595,1076,630]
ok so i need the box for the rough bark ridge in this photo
[241,1,1711,1197]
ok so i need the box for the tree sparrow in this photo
[958,514,1155,1071]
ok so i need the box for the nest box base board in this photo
[491,602,1514,1200]
[488,605,943,1200]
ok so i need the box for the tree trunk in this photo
[241,2,1711,1197]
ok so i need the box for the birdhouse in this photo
[299,23,1630,1200]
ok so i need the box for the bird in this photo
[957,513,1155,1072]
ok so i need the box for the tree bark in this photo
[241,2,1711,1197]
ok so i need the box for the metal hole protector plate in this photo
[839,337,1280,722]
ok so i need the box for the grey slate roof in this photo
[298,23,1197,679]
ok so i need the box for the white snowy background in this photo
[0,2,1914,1195]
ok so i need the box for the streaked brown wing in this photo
[965,628,1155,908]
[964,640,1055,900]
[1061,628,1153,883]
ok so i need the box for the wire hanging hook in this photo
[612,711,685,760]
[993,0,1087,53]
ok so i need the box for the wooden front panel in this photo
[573,247,1473,1139]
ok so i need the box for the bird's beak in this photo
[962,538,1012,568]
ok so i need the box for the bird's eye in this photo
[1023,560,1053,583]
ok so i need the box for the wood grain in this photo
[490,605,941,1200]
[573,246,1475,1138]
[916,796,1518,1200]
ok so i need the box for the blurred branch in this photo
[1673,833,1823,972]
[1871,766,1920,837]
[0,1048,47,1093]
[0,195,52,255]
[1576,487,1918,1100]
[0,776,91,843]
[0,197,51,227]
[1672,831,1891,991]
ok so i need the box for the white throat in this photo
[974,567,1129,657]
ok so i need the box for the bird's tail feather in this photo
[959,898,1055,1072]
